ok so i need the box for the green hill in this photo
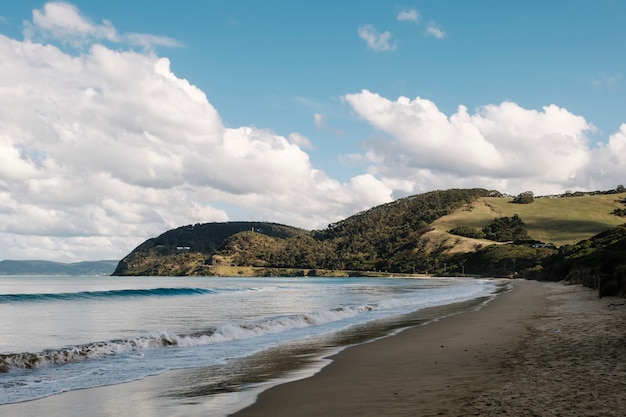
[114,189,492,276]
[113,188,626,296]
[429,193,626,248]
[113,222,306,276]
[212,188,492,274]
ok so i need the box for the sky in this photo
[1,1,626,262]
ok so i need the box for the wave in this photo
[0,287,227,303]
[0,281,498,374]
[0,302,379,373]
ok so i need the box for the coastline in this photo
[232,279,626,416]
[2,279,624,417]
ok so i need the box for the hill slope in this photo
[114,189,492,275]
[421,193,626,254]
[113,189,626,291]
[539,223,626,297]
[113,222,306,275]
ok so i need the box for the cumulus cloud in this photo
[24,2,117,45]
[0,4,393,262]
[584,124,626,187]
[341,90,626,196]
[23,2,180,49]
[358,24,396,52]
[4,3,626,263]
[288,132,314,150]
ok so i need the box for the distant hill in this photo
[113,189,492,276]
[112,188,626,296]
[113,221,307,276]
[0,260,119,275]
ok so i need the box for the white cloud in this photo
[341,90,626,196]
[425,21,446,39]
[591,73,622,92]
[584,124,626,188]
[397,9,419,23]
[358,24,396,52]
[288,132,314,150]
[4,2,625,263]
[314,113,326,129]
[0,4,394,262]
[24,2,118,45]
[123,33,182,48]
[23,2,181,49]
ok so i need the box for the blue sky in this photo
[1,1,625,261]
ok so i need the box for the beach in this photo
[233,280,626,417]
[2,279,625,417]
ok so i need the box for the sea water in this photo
[0,275,501,412]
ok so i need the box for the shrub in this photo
[512,191,534,204]
[612,208,626,217]
[482,214,529,242]
[449,226,485,239]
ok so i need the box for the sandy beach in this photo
[233,280,626,417]
[2,279,624,417]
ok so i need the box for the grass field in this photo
[430,193,626,249]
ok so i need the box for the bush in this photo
[449,226,485,239]
[613,208,626,217]
[512,191,534,204]
[482,214,528,242]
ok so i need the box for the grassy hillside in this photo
[218,188,492,273]
[114,189,626,292]
[115,189,492,276]
[425,193,626,251]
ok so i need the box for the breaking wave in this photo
[0,287,252,303]
[0,303,378,373]
[0,280,498,375]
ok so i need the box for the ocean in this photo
[0,275,503,416]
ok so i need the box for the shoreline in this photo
[2,279,624,416]
[232,279,626,416]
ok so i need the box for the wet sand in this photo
[232,280,626,416]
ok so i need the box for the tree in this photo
[512,191,534,204]
[449,226,485,239]
[482,214,529,242]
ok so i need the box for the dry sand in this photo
[232,280,626,417]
